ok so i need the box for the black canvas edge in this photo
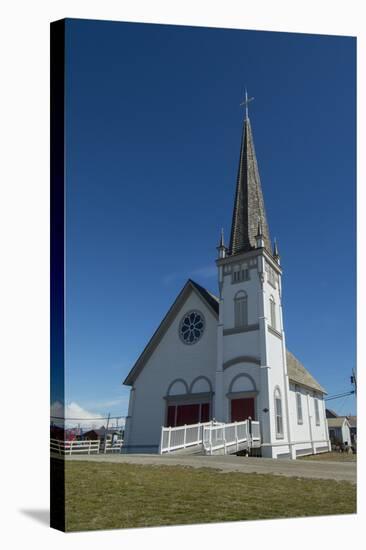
[50,18,66,532]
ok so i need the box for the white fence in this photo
[203,420,261,455]
[103,439,123,453]
[50,439,101,455]
[50,438,123,456]
[159,420,261,455]
[159,421,216,454]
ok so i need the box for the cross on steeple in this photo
[240,89,254,120]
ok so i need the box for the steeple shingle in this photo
[229,116,271,255]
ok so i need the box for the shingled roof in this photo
[286,350,326,394]
[229,116,271,255]
[189,279,219,314]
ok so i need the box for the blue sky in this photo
[62,19,356,422]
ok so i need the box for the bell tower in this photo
[214,93,292,458]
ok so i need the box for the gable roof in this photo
[326,408,339,418]
[327,417,350,428]
[189,280,219,315]
[123,279,219,386]
[123,281,326,394]
[286,350,327,394]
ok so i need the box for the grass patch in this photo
[298,452,356,462]
[64,461,356,531]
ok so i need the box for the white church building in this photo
[122,101,331,459]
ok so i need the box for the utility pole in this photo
[351,369,357,396]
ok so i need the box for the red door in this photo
[176,404,200,426]
[166,402,211,426]
[200,403,210,423]
[167,405,176,427]
[231,398,255,422]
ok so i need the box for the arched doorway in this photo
[227,373,258,421]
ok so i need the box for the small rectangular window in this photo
[296,391,303,424]
[270,299,276,329]
[239,268,249,281]
[268,268,274,286]
[232,265,249,283]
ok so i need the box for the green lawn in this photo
[298,452,357,462]
[65,461,356,531]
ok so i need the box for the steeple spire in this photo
[229,98,271,256]
[217,228,226,259]
[255,218,264,249]
[273,238,280,263]
[219,227,225,248]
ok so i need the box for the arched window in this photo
[269,295,276,329]
[274,387,283,438]
[234,290,248,328]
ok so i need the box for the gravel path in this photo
[67,453,356,484]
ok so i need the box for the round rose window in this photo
[179,310,205,345]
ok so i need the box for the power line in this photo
[50,415,125,420]
[325,390,355,401]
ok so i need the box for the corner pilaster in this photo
[121,387,135,453]
[214,296,225,421]
[278,275,294,457]
[257,252,272,444]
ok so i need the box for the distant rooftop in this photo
[327,417,350,428]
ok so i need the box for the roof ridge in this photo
[189,279,219,302]
[123,279,219,386]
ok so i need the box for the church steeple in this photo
[229,97,271,256]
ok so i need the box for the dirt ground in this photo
[66,452,356,484]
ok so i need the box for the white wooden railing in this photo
[202,420,261,455]
[159,421,218,454]
[50,438,124,456]
[159,420,261,455]
[103,439,123,453]
[50,439,101,455]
